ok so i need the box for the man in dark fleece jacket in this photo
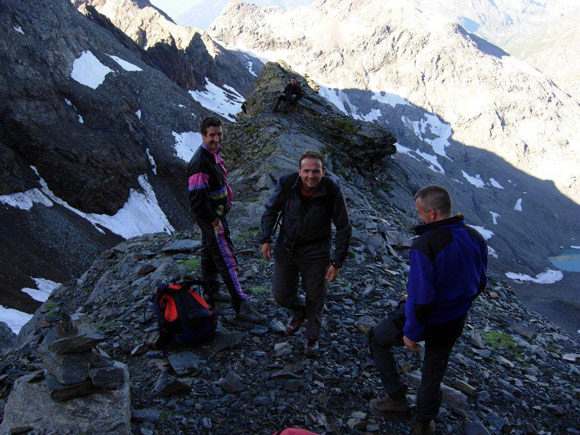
[274,76,302,112]
[187,116,265,323]
[368,185,487,435]
[260,151,351,356]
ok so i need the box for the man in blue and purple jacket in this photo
[187,116,265,323]
[368,185,487,435]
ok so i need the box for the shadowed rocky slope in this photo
[0,0,257,315]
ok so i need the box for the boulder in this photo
[0,362,131,434]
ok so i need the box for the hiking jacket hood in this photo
[187,145,232,222]
[404,215,488,342]
[260,173,351,267]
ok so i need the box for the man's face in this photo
[291,78,297,86]
[298,157,325,192]
[414,198,436,224]
[201,126,223,152]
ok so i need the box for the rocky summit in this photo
[1,63,579,434]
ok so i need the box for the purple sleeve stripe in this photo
[209,185,227,196]
[188,173,210,190]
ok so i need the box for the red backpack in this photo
[151,280,217,348]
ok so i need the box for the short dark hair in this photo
[414,185,452,217]
[299,150,325,169]
[200,116,222,135]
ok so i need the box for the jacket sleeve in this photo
[474,240,489,299]
[188,158,218,222]
[404,249,436,342]
[331,188,351,268]
[260,177,285,244]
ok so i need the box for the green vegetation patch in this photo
[333,119,357,135]
[97,321,121,333]
[482,330,524,360]
[249,285,270,295]
[178,257,201,270]
[236,228,261,242]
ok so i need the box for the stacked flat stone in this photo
[38,314,125,401]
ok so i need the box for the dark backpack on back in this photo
[151,279,217,348]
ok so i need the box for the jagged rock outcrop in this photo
[72,0,261,94]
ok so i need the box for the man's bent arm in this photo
[188,169,218,222]
[403,249,436,342]
[260,177,285,244]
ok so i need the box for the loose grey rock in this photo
[217,371,246,394]
[48,333,105,354]
[168,351,201,375]
[465,421,491,435]
[91,362,126,389]
[274,342,292,357]
[161,240,202,253]
[213,331,246,352]
[153,368,192,396]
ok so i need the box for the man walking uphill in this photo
[260,151,351,356]
[368,185,487,434]
[187,116,265,323]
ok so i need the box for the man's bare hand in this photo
[261,243,271,261]
[326,265,339,283]
[403,335,420,352]
[211,218,220,229]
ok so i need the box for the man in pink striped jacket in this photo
[187,116,265,323]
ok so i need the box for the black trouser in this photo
[272,251,329,341]
[274,94,299,111]
[197,216,247,313]
[369,302,465,422]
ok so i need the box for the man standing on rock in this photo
[273,76,302,112]
[188,116,265,323]
[368,185,487,434]
[260,151,351,355]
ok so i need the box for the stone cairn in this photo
[37,313,126,401]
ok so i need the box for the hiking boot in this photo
[214,290,231,302]
[304,339,319,356]
[236,300,266,323]
[370,395,410,416]
[285,315,304,335]
[410,419,435,435]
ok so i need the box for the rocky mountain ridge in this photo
[210,0,580,204]
[73,0,260,94]
[1,65,579,433]
[504,10,580,102]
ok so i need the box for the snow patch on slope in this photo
[173,131,202,162]
[189,79,244,121]
[506,269,563,284]
[71,51,113,89]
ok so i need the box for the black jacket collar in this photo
[414,214,464,235]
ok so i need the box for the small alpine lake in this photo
[550,247,580,273]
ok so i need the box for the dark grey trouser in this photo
[272,254,329,341]
[369,302,464,422]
